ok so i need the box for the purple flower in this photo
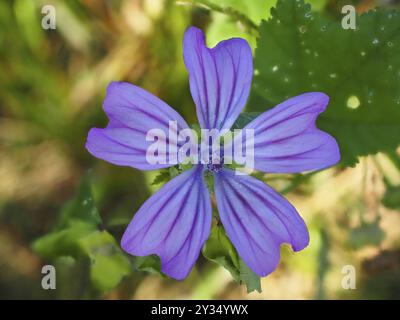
[86,27,340,280]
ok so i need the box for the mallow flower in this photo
[86,26,340,280]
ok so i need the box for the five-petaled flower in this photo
[86,27,340,280]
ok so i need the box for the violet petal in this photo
[238,92,340,173]
[214,168,309,277]
[183,27,253,130]
[121,165,212,280]
[86,81,190,170]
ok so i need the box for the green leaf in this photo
[151,168,170,186]
[33,173,100,257]
[306,0,326,11]
[250,0,400,166]
[78,231,131,291]
[133,255,163,276]
[203,225,240,279]
[238,260,262,294]
[32,221,96,258]
[151,164,194,187]
[202,225,262,293]
[32,173,130,292]
[57,172,102,229]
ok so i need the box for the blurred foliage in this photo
[0,0,400,300]
[348,219,385,249]
[382,186,400,209]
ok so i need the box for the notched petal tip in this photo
[184,26,204,39]
[242,91,340,173]
[85,127,105,157]
[183,25,253,130]
[283,91,330,113]
[325,133,341,166]
[105,80,123,91]
[309,91,330,111]
[304,91,330,103]
[86,79,192,171]
[103,81,131,103]
[291,230,310,252]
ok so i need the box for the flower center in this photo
[206,163,224,173]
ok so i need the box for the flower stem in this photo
[176,0,259,35]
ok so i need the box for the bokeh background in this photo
[1,0,400,299]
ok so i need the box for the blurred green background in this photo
[1,0,400,299]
